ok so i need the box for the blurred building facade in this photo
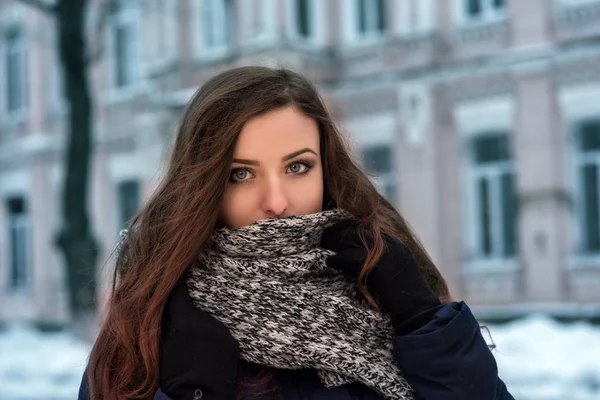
[1,0,600,324]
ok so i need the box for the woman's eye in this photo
[230,168,251,183]
[286,161,311,175]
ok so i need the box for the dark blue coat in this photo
[79,302,515,400]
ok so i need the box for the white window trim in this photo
[108,0,142,93]
[560,83,600,270]
[6,206,33,292]
[109,153,143,231]
[345,112,395,146]
[100,80,150,106]
[116,179,141,229]
[2,24,28,123]
[453,0,507,26]
[341,0,387,45]
[52,30,68,115]
[285,0,326,48]
[192,0,233,60]
[454,96,517,270]
[0,169,32,293]
[345,112,398,203]
[240,0,278,48]
[465,150,515,261]
[573,139,600,256]
[102,1,148,105]
[109,153,143,183]
[358,0,386,37]
[395,0,436,36]
[361,145,397,204]
[145,0,177,71]
[454,96,514,137]
[555,0,600,8]
[0,4,25,123]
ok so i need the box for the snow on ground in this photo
[0,315,599,400]
[0,323,90,400]
[488,314,600,400]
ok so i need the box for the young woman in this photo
[79,66,515,400]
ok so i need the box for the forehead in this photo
[234,106,320,156]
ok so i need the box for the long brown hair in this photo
[87,66,450,399]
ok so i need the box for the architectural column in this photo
[33,161,70,323]
[513,68,568,302]
[396,81,444,288]
[508,0,552,47]
[430,85,462,300]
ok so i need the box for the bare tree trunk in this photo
[18,0,100,323]
[55,0,99,319]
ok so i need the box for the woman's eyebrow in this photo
[232,148,318,166]
[231,158,259,166]
[282,148,317,161]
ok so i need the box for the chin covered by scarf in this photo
[187,209,414,400]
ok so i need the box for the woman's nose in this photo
[261,178,288,217]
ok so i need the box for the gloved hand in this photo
[160,278,240,400]
[320,221,441,333]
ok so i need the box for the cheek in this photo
[289,170,324,213]
[221,187,257,228]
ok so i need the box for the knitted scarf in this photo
[187,210,414,399]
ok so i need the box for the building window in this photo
[6,196,31,290]
[493,0,505,9]
[4,26,27,113]
[113,0,138,88]
[201,0,232,50]
[294,0,312,38]
[577,121,600,254]
[357,0,386,36]
[397,0,436,35]
[362,145,396,204]
[117,180,140,228]
[464,0,506,19]
[468,133,517,259]
[148,0,177,63]
[244,0,274,40]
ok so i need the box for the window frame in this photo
[3,24,27,118]
[285,0,328,48]
[361,144,397,204]
[356,0,387,38]
[574,119,600,255]
[559,84,600,270]
[117,179,141,229]
[396,0,437,36]
[240,0,277,45]
[6,196,32,292]
[455,0,507,25]
[193,0,233,59]
[465,132,517,264]
[111,0,141,90]
[145,0,178,68]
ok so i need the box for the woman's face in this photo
[221,105,324,228]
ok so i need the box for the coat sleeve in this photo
[77,369,90,400]
[77,368,174,400]
[392,301,515,400]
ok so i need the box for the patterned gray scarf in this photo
[187,210,414,399]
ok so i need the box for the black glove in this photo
[320,221,441,333]
[160,278,240,400]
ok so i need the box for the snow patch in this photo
[489,314,600,400]
[0,323,90,400]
